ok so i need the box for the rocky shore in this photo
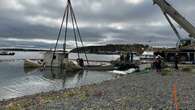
[1,68,195,110]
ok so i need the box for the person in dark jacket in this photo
[120,53,125,62]
[174,54,179,70]
[155,55,161,72]
[77,58,84,67]
[125,52,130,62]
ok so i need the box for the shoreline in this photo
[0,76,119,109]
[1,68,195,109]
[0,76,115,102]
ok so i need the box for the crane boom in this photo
[153,0,195,38]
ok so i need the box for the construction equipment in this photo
[153,0,195,62]
[153,0,195,47]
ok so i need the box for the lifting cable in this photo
[51,0,89,68]
[70,3,80,58]
[69,4,89,64]
[51,3,68,67]
[63,4,69,54]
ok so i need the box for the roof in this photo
[142,51,154,56]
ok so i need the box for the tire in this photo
[180,55,188,61]
[167,56,175,62]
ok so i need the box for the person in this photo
[125,52,130,63]
[120,53,125,62]
[38,59,46,71]
[155,55,161,73]
[38,59,43,65]
[77,58,84,67]
[130,52,134,63]
[174,54,179,70]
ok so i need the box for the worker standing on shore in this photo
[155,55,162,73]
[174,54,179,70]
[125,52,130,63]
[120,52,125,62]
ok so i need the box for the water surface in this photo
[0,51,117,100]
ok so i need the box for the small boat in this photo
[140,51,154,64]
[0,51,15,56]
[24,59,43,68]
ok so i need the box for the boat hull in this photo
[83,65,115,71]
[24,60,42,68]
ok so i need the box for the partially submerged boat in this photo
[24,59,43,68]
[44,51,82,71]
[24,51,82,72]
[24,0,135,73]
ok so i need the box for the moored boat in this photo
[0,51,15,56]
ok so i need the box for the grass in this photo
[179,64,195,72]
[161,68,173,76]
[181,67,192,72]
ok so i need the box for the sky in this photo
[0,0,195,49]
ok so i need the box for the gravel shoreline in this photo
[1,69,195,110]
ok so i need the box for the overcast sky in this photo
[0,0,195,49]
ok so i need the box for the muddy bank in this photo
[1,69,195,110]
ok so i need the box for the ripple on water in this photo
[0,60,115,100]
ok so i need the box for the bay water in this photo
[0,51,119,100]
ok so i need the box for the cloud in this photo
[0,0,195,48]
[125,0,144,5]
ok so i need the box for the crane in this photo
[153,0,195,47]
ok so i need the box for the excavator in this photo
[153,0,195,47]
[153,0,195,62]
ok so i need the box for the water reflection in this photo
[43,68,85,88]
[23,67,40,74]
[24,67,85,84]
[0,60,115,100]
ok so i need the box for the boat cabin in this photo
[140,51,154,63]
[43,51,68,67]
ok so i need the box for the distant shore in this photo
[0,43,148,54]
[70,44,149,55]
[0,48,52,52]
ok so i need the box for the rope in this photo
[51,2,68,68]
[70,4,80,58]
[63,4,69,55]
[51,0,89,69]
[70,5,89,64]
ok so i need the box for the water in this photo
[0,51,117,100]
[69,53,120,62]
[0,51,43,60]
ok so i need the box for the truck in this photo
[153,0,195,63]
